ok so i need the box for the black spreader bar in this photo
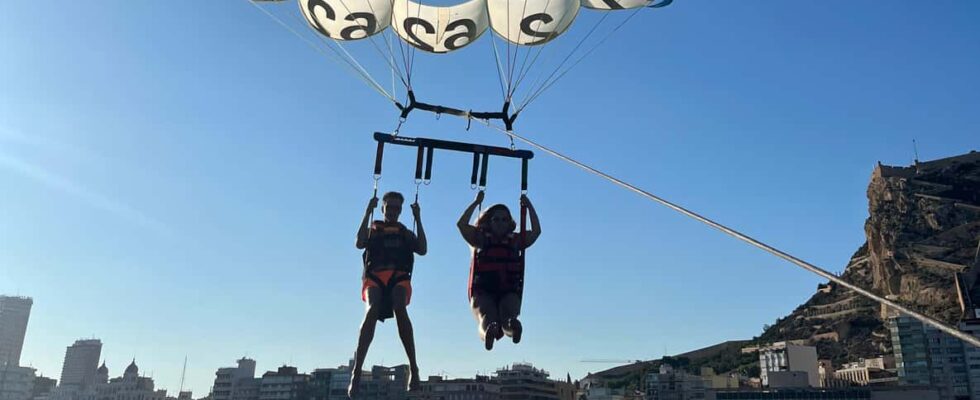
[374,132,534,160]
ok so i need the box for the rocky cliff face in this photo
[762,151,980,363]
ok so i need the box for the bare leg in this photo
[499,293,523,343]
[350,287,382,399]
[470,293,501,350]
[391,285,420,391]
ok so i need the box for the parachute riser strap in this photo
[520,158,528,258]
[370,141,384,241]
[520,201,528,259]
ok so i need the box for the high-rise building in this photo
[0,296,33,367]
[213,358,259,400]
[259,366,309,400]
[495,364,559,400]
[58,340,102,391]
[958,319,980,400]
[888,314,970,400]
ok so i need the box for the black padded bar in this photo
[521,158,528,192]
[415,146,425,181]
[374,132,533,160]
[374,141,384,176]
[479,152,489,188]
[424,147,434,181]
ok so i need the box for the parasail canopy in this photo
[298,0,666,53]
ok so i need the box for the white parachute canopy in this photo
[296,0,660,52]
[392,0,489,53]
[580,0,658,10]
[487,0,580,46]
[298,0,393,40]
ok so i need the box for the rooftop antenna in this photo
[179,356,187,394]
[913,139,921,171]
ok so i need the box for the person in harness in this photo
[352,192,427,397]
[457,191,541,350]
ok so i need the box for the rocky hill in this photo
[760,150,980,364]
[586,151,980,383]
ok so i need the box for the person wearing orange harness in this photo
[352,192,426,397]
[457,191,541,350]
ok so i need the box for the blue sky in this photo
[1,0,978,396]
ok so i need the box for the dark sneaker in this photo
[509,318,522,344]
[485,322,500,351]
[348,374,360,399]
[408,368,421,392]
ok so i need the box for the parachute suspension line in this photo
[505,0,546,102]
[509,39,552,102]
[388,31,397,98]
[334,0,411,91]
[474,120,980,350]
[390,0,414,90]
[519,7,642,113]
[505,0,514,98]
[406,0,425,87]
[508,0,569,102]
[505,0,533,102]
[488,33,509,100]
[246,0,396,103]
[296,15,397,102]
[282,2,396,99]
[516,10,615,113]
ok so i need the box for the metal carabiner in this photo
[392,117,407,137]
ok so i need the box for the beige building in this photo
[414,375,499,400]
[0,365,36,400]
[699,368,737,390]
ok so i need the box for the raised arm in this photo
[355,197,378,249]
[457,191,485,248]
[411,202,427,255]
[520,195,541,249]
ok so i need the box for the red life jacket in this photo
[468,232,525,298]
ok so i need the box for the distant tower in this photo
[95,361,109,384]
[0,296,33,367]
[124,359,139,379]
[59,339,103,390]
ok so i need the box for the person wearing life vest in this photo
[457,191,541,351]
[352,192,426,397]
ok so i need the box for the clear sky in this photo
[1,0,978,397]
